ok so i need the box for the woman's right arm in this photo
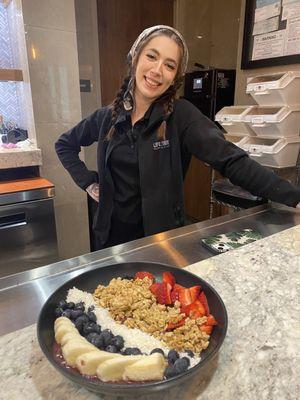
[55,108,107,190]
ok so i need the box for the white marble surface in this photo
[0,225,299,400]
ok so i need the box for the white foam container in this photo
[240,136,300,168]
[246,71,300,106]
[242,105,300,138]
[215,106,256,136]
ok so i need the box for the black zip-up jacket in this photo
[55,99,300,245]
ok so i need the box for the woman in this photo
[55,25,300,250]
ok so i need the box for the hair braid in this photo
[156,77,183,141]
[106,75,131,140]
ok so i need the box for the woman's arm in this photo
[55,108,107,190]
[179,100,300,207]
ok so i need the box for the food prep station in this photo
[0,203,299,399]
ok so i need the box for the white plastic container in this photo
[215,106,256,136]
[225,135,249,148]
[243,105,300,138]
[240,136,300,168]
[246,71,300,106]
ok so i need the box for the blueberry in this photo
[61,309,72,319]
[100,329,114,347]
[93,324,102,334]
[86,332,103,348]
[70,309,84,320]
[58,300,68,310]
[74,314,90,332]
[164,366,177,379]
[74,302,85,312]
[185,350,194,358]
[54,307,63,318]
[110,335,124,350]
[167,349,179,365]
[173,357,189,374]
[87,311,97,322]
[122,347,142,356]
[88,305,95,312]
[66,302,75,309]
[150,348,165,356]
[83,322,99,336]
[105,345,118,353]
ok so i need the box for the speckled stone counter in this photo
[0,225,299,400]
[0,147,42,169]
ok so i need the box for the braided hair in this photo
[106,30,185,141]
[106,75,131,140]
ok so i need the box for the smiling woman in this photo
[134,36,181,114]
[55,25,300,251]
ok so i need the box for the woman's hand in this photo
[86,183,99,202]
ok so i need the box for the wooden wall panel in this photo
[97,0,174,106]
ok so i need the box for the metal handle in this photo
[0,213,27,230]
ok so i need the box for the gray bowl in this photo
[37,261,227,396]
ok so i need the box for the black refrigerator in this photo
[184,68,236,121]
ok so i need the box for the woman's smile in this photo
[134,35,181,105]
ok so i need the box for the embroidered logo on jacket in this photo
[152,139,170,150]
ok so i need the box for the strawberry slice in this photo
[189,300,206,319]
[181,299,206,319]
[166,317,186,331]
[170,283,184,304]
[189,285,201,302]
[150,282,160,295]
[134,271,155,281]
[178,287,192,306]
[162,272,176,288]
[199,291,210,316]
[150,282,172,305]
[206,314,218,326]
[170,290,180,303]
[200,324,213,335]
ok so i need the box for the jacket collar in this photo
[114,101,168,133]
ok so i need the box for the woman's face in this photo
[134,35,181,105]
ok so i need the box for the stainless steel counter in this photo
[1,203,299,336]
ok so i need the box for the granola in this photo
[93,277,210,353]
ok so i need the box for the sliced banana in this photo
[54,316,74,329]
[96,355,143,382]
[55,324,78,344]
[60,331,86,347]
[54,316,167,382]
[76,350,120,375]
[123,353,167,381]
[62,339,97,367]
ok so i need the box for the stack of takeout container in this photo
[215,71,300,168]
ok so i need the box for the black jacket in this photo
[55,99,300,245]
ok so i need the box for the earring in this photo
[123,77,134,111]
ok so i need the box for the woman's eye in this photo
[146,53,156,60]
[166,63,175,71]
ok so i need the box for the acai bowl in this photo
[37,262,227,396]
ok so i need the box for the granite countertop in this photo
[0,147,42,169]
[0,225,299,400]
